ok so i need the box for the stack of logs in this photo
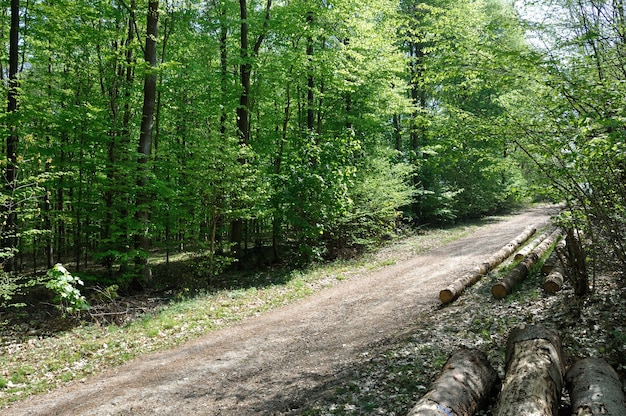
[491,227,563,299]
[407,324,626,416]
[441,224,583,305]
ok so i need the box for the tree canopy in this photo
[0,0,621,298]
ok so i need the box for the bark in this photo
[514,228,553,261]
[541,239,566,274]
[439,225,537,304]
[494,325,564,416]
[407,348,499,416]
[492,228,562,299]
[565,357,626,416]
[565,229,589,297]
[3,0,19,273]
[135,0,159,283]
[543,256,566,294]
[138,1,159,161]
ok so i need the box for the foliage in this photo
[0,0,544,292]
[0,215,483,407]
[324,149,415,257]
[509,0,626,268]
[45,264,90,316]
[399,0,533,223]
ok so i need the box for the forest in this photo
[0,0,625,305]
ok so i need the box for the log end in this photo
[439,288,456,304]
[543,280,561,294]
[492,283,508,299]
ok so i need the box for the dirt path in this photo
[5,206,558,416]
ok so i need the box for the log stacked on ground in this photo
[439,225,537,304]
[565,357,626,416]
[407,348,499,416]
[514,228,553,261]
[541,239,566,275]
[493,325,564,416]
[543,256,566,294]
[492,228,562,299]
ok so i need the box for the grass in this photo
[0,216,496,409]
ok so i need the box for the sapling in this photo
[45,263,90,316]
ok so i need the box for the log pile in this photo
[492,228,562,299]
[493,325,564,416]
[543,256,566,294]
[541,238,566,275]
[407,348,499,416]
[408,326,626,416]
[565,357,626,416]
[514,228,553,261]
[439,225,537,304]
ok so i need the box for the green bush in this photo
[45,263,90,317]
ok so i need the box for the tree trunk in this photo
[135,0,159,283]
[306,10,315,133]
[3,0,20,273]
[494,325,564,416]
[231,0,271,259]
[407,348,499,416]
[492,228,562,299]
[565,357,626,416]
[440,225,536,303]
[565,229,588,297]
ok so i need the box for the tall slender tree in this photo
[3,0,20,273]
[136,0,160,281]
[231,0,271,258]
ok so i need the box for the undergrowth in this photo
[0,217,485,408]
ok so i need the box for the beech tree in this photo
[3,0,20,273]
[399,0,530,222]
[136,0,159,281]
[0,0,548,294]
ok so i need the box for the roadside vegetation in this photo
[294,235,626,415]
[0,218,485,407]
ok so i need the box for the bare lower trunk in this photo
[407,348,499,416]
[494,325,564,416]
[565,357,626,416]
[565,229,588,296]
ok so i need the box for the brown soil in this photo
[4,206,558,416]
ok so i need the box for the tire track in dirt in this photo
[4,205,559,415]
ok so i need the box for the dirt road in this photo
[5,206,557,416]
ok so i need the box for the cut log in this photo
[439,225,537,304]
[514,228,553,261]
[407,348,499,416]
[541,239,566,275]
[543,257,566,294]
[493,325,564,416]
[565,357,626,416]
[492,228,562,299]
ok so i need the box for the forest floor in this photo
[2,204,626,415]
